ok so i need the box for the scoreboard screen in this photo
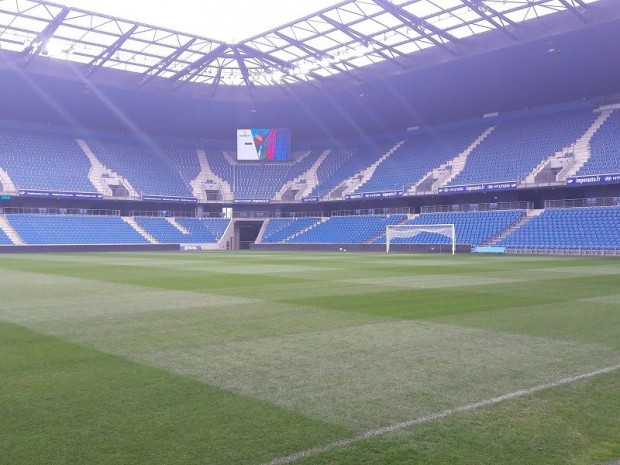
[237,128,290,161]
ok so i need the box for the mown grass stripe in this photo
[264,363,620,465]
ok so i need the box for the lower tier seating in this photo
[261,218,322,243]
[0,227,12,244]
[498,207,620,250]
[287,215,407,244]
[134,217,189,243]
[2,207,619,251]
[7,214,148,244]
[174,218,230,243]
[375,210,525,247]
[135,217,231,243]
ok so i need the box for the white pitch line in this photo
[263,363,620,465]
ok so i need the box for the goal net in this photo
[386,224,455,254]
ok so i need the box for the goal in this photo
[385,224,455,254]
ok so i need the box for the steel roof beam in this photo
[170,43,228,81]
[319,13,406,69]
[86,24,139,76]
[211,66,223,87]
[331,62,363,82]
[372,0,458,55]
[233,46,253,88]
[273,31,364,78]
[139,37,197,86]
[274,31,327,60]
[557,0,589,23]
[461,0,518,40]
[21,6,69,67]
[235,43,292,70]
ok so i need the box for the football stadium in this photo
[0,1,619,464]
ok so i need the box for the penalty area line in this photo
[263,363,620,465]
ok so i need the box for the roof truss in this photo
[0,0,603,91]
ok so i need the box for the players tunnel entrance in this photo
[234,220,263,250]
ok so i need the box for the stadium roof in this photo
[0,0,601,90]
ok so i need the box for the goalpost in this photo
[386,224,456,255]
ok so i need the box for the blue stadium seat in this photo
[134,217,189,243]
[175,218,231,243]
[498,207,620,250]
[261,218,322,243]
[0,226,12,244]
[310,143,395,198]
[136,217,231,243]
[7,214,148,244]
[578,111,620,176]
[87,139,199,198]
[356,127,483,194]
[288,215,406,244]
[375,210,525,247]
[449,109,596,185]
[205,151,322,200]
[0,126,95,192]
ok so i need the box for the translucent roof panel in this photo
[0,0,604,88]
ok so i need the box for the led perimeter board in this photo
[237,128,291,161]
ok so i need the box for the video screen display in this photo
[237,128,290,161]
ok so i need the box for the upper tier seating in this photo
[287,214,406,244]
[204,151,234,187]
[376,210,525,247]
[261,217,322,243]
[0,127,95,192]
[356,127,483,194]
[163,148,202,190]
[205,151,321,200]
[310,144,393,198]
[87,139,198,197]
[449,110,597,185]
[498,207,620,250]
[6,214,148,244]
[578,111,620,176]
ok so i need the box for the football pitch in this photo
[1,251,618,465]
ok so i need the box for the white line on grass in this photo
[263,363,620,465]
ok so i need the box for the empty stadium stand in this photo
[205,151,321,200]
[134,217,189,243]
[174,218,230,243]
[354,127,484,194]
[498,207,620,251]
[0,227,12,245]
[287,214,406,244]
[260,217,323,243]
[0,127,95,192]
[2,102,618,206]
[448,110,597,186]
[86,139,197,198]
[134,216,230,243]
[375,210,526,248]
[310,144,391,199]
[7,214,148,244]
[307,148,357,198]
[577,111,620,176]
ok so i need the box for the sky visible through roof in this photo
[0,0,603,86]
[48,0,345,43]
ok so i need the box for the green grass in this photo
[0,251,618,464]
